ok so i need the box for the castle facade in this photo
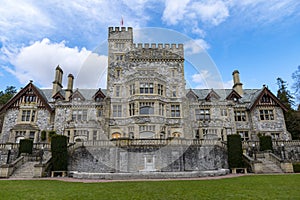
[0,27,291,173]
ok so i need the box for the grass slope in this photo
[0,174,299,200]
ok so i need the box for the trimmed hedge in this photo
[51,135,68,171]
[259,136,273,151]
[19,139,33,154]
[227,134,244,168]
[293,163,300,173]
[41,130,47,141]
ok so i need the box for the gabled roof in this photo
[205,89,220,101]
[226,90,241,101]
[249,87,288,111]
[52,91,65,101]
[0,81,53,113]
[93,88,106,99]
[186,89,199,101]
[70,89,86,101]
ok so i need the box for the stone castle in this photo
[0,27,298,177]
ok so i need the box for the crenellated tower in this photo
[107,27,133,96]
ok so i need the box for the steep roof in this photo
[0,82,53,113]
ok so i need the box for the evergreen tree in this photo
[276,78,294,109]
[0,86,17,105]
[277,78,300,140]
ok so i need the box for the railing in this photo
[0,143,51,150]
[82,139,225,147]
[242,140,300,150]
[269,153,282,168]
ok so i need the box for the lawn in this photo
[0,174,299,200]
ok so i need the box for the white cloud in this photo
[2,38,107,89]
[191,1,229,26]
[162,0,229,26]
[192,70,233,89]
[185,39,210,55]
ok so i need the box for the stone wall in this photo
[0,109,18,143]
[68,145,228,173]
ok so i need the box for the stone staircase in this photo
[10,161,38,178]
[257,158,283,173]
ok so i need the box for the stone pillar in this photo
[70,130,74,143]
[34,131,39,143]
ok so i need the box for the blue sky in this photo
[1,0,300,97]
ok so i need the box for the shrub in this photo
[19,139,33,155]
[51,135,68,171]
[293,163,300,173]
[41,130,47,141]
[259,136,273,151]
[48,130,57,142]
[227,134,243,168]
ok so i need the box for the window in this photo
[16,131,26,136]
[115,86,120,97]
[95,96,103,102]
[115,68,121,78]
[158,84,164,95]
[129,84,135,95]
[234,110,247,121]
[139,102,154,115]
[93,130,97,140]
[139,125,155,132]
[271,133,280,140]
[115,43,124,48]
[128,126,134,133]
[74,130,88,137]
[24,95,36,103]
[172,86,177,97]
[21,110,36,122]
[237,131,249,141]
[195,109,210,121]
[112,133,121,139]
[97,109,103,117]
[115,54,124,61]
[113,105,122,117]
[261,94,271,103]
[72,109,88,121]
[159,103,164,116]
[171,105,180,117]
[259,109,274,120]
[129,103,135,116]
[29,131,35,140]
[140,82,154,94]
[220,109,227,116]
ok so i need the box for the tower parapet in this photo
[108,27,133,40]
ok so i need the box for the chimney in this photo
[232,70,243,96]
[65,74,74,101]
[52,65,63,97]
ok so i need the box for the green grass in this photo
[0,174,299,200]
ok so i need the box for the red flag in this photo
[121,17,124,26]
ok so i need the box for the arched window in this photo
[112,132,121,139]
[172,132,181,138]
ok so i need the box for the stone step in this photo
[257,158,283,174]
[10,161,38,178]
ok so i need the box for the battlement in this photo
[108,27,133,33]
[108,27,133,40]
[132,43,184,51]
